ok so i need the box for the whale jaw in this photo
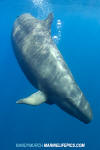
[55,96,93,124]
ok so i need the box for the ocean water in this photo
[0,0,100,149]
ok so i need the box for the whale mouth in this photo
[55,96,93,124]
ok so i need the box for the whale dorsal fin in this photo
[44,13,53,34]
[16,91,47,106]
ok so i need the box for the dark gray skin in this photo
[12,13,93,124]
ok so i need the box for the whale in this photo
[12,13,93,124]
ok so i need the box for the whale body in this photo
[12,13,93,124]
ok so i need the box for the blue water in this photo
[0,0,100,150]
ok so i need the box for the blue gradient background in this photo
[0,0,100,149]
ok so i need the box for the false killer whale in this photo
[12,13,93,124]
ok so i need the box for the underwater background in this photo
[0,0,100,149]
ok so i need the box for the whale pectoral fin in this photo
[44,13,53,33]
[16,91,47,106]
